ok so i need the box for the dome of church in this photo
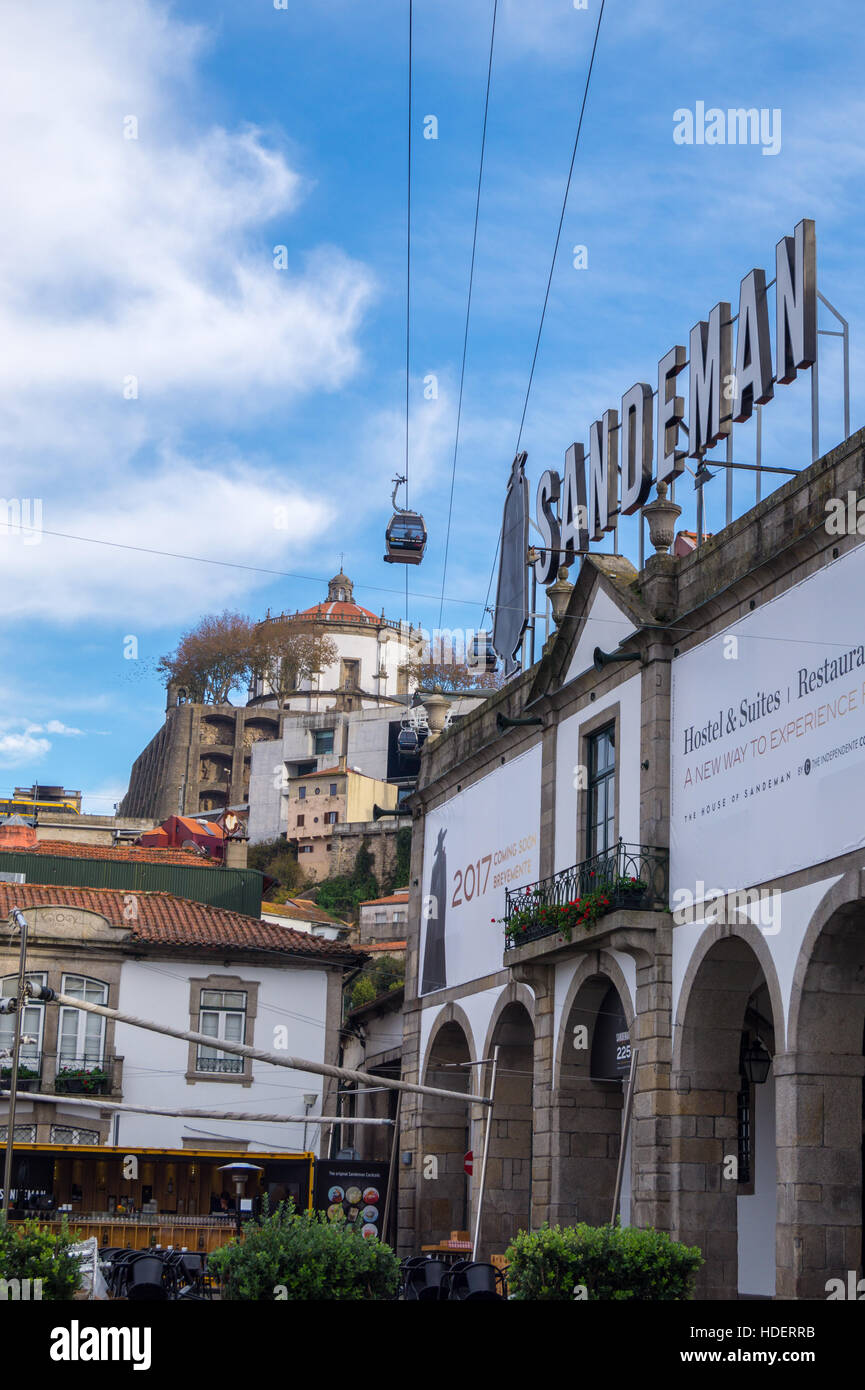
[296,572,381,624]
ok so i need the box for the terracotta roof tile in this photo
[0,883,359,963]
[359,892,409,906]
[262,898,348,927]
[0,841,216,867]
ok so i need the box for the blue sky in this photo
[1,0,863,810]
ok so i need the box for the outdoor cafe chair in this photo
[443,1261,505,1301]
[124,1254,169,1301]
[401,1256,449,1301]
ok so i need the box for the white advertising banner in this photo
[419,745,542,994]
[671,544,865,895]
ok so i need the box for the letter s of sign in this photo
[533,469,561,587]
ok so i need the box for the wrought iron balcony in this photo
[195,1054,244,1076]
[54,1056,115,1095]
[504,839,668,951]
[0,1054,42,1092]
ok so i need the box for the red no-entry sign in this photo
[464,1150,473,1176]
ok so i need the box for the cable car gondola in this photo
[397,722,419,754]
[384,475,427,565]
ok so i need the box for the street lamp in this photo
[742,1037,772,1085]
[217,1162,263,1237]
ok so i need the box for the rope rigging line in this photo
[438,0,499,630]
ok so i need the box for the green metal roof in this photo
[0,851,263,918]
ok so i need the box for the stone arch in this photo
[416,1009,476,1247]
[550,951,637,1229]
[777,868,865,1298]
[672,918,786,1071]
[787,867,864,1050]
[420,1002,478,1082]
[670,925,783,1299]
[553,950,635,1091]
[480,980,535,1064]
[476,994,535,1259]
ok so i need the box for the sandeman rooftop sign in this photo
[532,219,816,585]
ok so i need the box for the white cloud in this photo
[0,455,334,624]
[0,2,373,405]
[0,0,375,626]
[25,721,84,737]
[0,733,51,768]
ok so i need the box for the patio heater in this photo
[218,1162,263,1237]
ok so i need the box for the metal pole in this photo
[696,474,704,549]
[529,564,537,667]
[471,1043,500,1260]
[610,1046,638,1227]
[381,1089,402,1244]
[811,346,819,463]
[843,320,850,439]
[2,912,28,1219]
[755,404,762,503]
[2,1089,392,1126]
[725,429,733,526]
[41,989,491,1108]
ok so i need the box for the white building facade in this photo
[397,427,865,1299]
[0,885,357,1158]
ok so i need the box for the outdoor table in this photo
[419,1241,473,1263]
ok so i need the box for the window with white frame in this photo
[58,975,107,1070]
[0,973,46,1072]
[196,989,246,1075]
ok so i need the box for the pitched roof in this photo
[262,898,348,927]
[0,883,360,963]
[0,841,216,868]
[360,892,409,907]
[296,766,344,779]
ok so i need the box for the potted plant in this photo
[611,873,648,906]
[0,1060,41,1091]
[55,1064,110,1095]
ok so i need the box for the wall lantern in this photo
[742,1038,772,1085]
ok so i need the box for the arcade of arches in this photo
[400,878,865,1298]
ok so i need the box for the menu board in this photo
[313,1161,390,1242]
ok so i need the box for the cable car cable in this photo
[480,0,606,630]
[514,0,606,456]
[405,0,413,625]
[437,0,499,630]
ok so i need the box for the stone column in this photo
[775,1050,864,1299]
[630,923,674,1235]
[667,1063,740,1299]
[513,962,555,1233]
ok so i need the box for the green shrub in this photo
[0,1217,82,1300]
[208,1202,400,1301]
[349,976,377,1009]
[505,1222,703,1301]
[348,955,404,1012]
